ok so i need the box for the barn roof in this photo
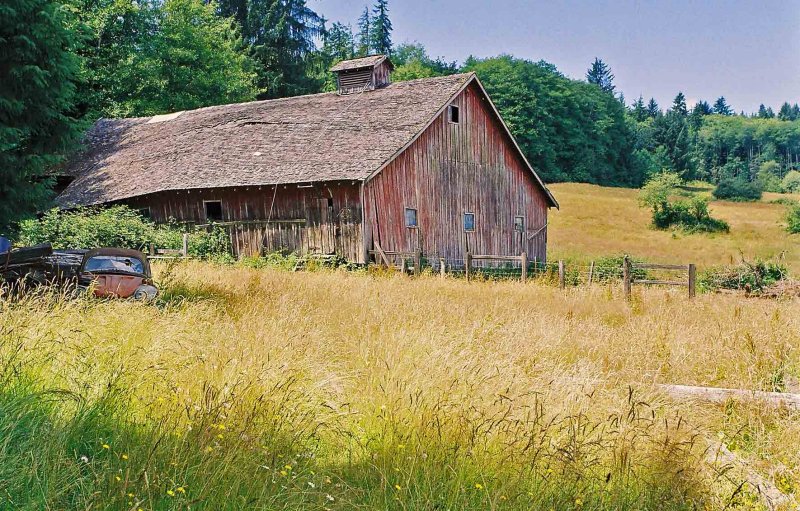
[56,73,558,208]
[329,54,391,72]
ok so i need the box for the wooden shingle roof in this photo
[329,55,390,72]
[57,73,474,206]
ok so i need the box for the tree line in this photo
[2,0,799,232]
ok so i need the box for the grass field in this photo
[547,183,800,271]
[1,262,799,510]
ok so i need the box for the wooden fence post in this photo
[520,252,527,283]
[558,260,565,289]
[414,250,422,276]
[440,258,446,278]
[588,261,595,285]
[465,252,472,282]
[182,233,189,258]
[400,259,407,274]
[688,263,696,298]
[149,243,155,257]
[623,255,632,301]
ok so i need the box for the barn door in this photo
[317,197,336,254]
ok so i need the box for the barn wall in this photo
[364,80,550,265]
[123,183,364,261]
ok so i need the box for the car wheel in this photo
[133,284,158,301]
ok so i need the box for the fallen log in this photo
[658,384,800,409]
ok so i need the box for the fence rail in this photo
[623,255,696,299]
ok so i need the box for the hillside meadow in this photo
[1,262,799,510]
[547,183,800,271]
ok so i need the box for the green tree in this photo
[646,98,660,118]
[586,58,615,94]
[128,0,259,115]
[631,96,648,122]
[713,96,732,115]
[392,43,458,78]
[0,0,82,232]
[671,92,687,116]
[324,22,355,62]
[370,0,392,55]
[356,6,370,56]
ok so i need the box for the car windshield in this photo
[84,255,144,274]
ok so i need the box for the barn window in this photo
[448,104,460,124]
[463,212,475,232]
[204,200,223,221]
[514,216,525,232]
[405,208,418,228]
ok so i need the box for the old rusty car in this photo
[1,244,157,300]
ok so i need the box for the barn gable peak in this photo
[330,55,393,95]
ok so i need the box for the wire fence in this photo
[368,252,698,298]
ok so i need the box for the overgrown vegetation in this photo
[639,173,729,233]
[712,177,763,201]
[699,259,789,293]
[17,206,230,259]
[2,263,798,509]
[786,203,800,234]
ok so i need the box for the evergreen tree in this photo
[646,98,660,118]
[671,92,687,116]
[765,106,775,119]
[693,100,712,116]
[792,104,800,121]
[631,96,648,122]
[324,22,355,62]
[370,0,392,55]
[0,0,81,231]
[757,104,769,118]
[586,58,615,94]
[356,6,371,56]
[713,96,732,115]
[778,102,792,120]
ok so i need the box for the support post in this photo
[588,261,595,285]
[414,250,422,276]
[440,258,446,279]
[465,252,472,282]
[623,255,632,301]
[182,233,189,258]
[688,263,696,298]
[520,252,527,283]
[149,243,155,257]
[558,260,565,289]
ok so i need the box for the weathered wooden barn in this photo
[57,55,558,264]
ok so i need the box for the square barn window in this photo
[204,200,223,221]
[463,212,475,232]
[514,216,525,232]
[405,208,418,228]
[448,104,460,124]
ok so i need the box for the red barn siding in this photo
[364,81,549,264]
[123,183,364,260]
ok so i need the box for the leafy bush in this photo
[712,177,762,201]
[756,161,783,192]
[700,259,788,293]
[639,173,729,233]
[17,206,230,258]
[782,170,800,193]
[787,204,800,234]
[651,197,729,233]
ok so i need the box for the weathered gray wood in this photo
[440,258,446,278]
[622,255,631,300]
[588,260,594,285]
[520,252,527,282]
[470,254,522,261]
[659,384,800,409]
[414,250,422,276]
[688,263,696,298]
[634,279,688,286]
[558,260,565,289]
[465,252,472,281]
[635,263,690,270]
[182,233,189,257]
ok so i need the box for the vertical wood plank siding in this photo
[123,183,364,261]
[364,81,549,264]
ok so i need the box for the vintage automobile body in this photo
[1,245,157,299]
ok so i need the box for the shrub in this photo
[700,259,788,292]
[787,204,800,234]
[756,161,783,192]
[782,170,800,193]
[712,177,762,202]
[651,197,729,233]
[17,206,230,259]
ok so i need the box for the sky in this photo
[311,0,800,114]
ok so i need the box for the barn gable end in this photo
[363,78,553,264]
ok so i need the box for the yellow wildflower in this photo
[216,434,224,439]
[177,486,186,494]
[121,454,128,460]
[204,446,214,453]
[280,470,288,477]
[575,498,583,507]
[394,484,402,491]
[284,464,292,470]
[167,490,175,497]
[115,476,121,482]
[102,444,110,450]
[127,493,134,498]
[475,483,483,490]
[500,495,507,501]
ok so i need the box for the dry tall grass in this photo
[548,183,800,271]
[2,262,799,509]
